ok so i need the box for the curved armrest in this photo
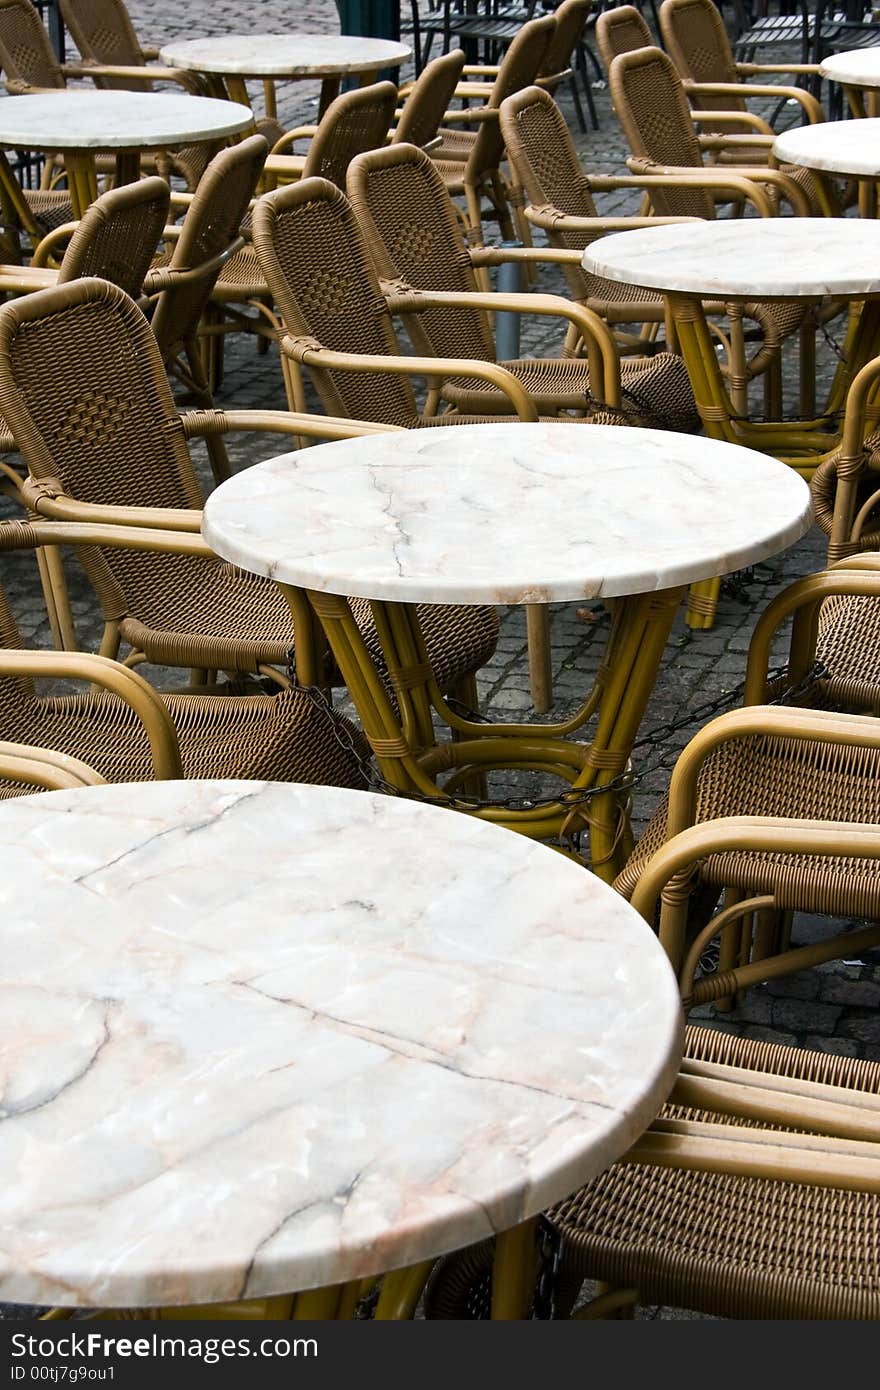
[0,647,182,780]
[22,485,204,532]
[0,739,107,790]
[706,161,813,216]
[745,568,880,702]
[267,125,318,155]
[736,62,822,77]
[696,132,777,150]
[625,159,774,216]
[437,106,497,124]
[664,703,880,842]
[691,108,775,134]
[631,812,880,924]
[382,285,621,407]
[285,338,540,420]
[179,408,403,441]
[64,61,204,94]
[686,79,824,123]
[523,204,701,237]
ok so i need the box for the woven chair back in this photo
[251,176,418,427]
[348,141,495,363]
[0,0,64,90]
[56,175,170,298]
[149,133,268,361]
[0,278,209,623]
[594,4,652,72]
[500,85,594,298]
[539,0,592,80]
[59,0,145,86]
[302,80,397,189]
[393,47,465,148]
[463,11,555,183]
[609,45,716,217]
[659,0,741,90]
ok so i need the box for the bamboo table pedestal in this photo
[203,422,811,880]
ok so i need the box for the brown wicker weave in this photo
[430,12,556,253]
[347,140,698,429]
[393,48,466,149]
[0,277,498,697]
[594,2,652,72]
[424,1023,880,1320]
[659,0,825,137]
[0,518,368,797]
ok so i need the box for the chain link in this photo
[286,646,828,820]
[532,1215,563,1321]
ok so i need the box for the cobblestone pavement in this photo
[0,2,878,1321]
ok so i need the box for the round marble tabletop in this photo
[201,422,812,606]
[773,117,880,177]
[820,46,880,87]
[0,90,254,151]
[0,779,682,1308]
[581,217,880,300]
[159,34,412,78]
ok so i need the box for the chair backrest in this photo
[251,176,418,427]
[659,0,741,89]
[609,45,715,217]
[0,278,210,622]
[347,141,495,363]
[301,80,398,189]
[499,85,593,298]
[0,0,64,91]
[462,11,555,183]
[149,133,268,362]
[539,0,592,80]
[595,4,652,73]
[56,175,170,297]
[393,46,465,147]
[59,0,146,86]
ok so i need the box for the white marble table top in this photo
[0,91,253,151]
[774,117,880,176]
[159,34,411,77]
[820,46,880,86]
[202,423,812,606]
[0,779,682,1308]
[582,217,880,299]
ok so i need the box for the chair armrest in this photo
[179,408,404,441]
[690,109,775,135]
[736,62,822,77]
[141,45,161,61]
[461,64,500,76]
[522,205,701,237]
[685,79,824,123]
[284,337,540,420]
[745,567,880,703]
[624,159,774,216]
[450,81,496,98]
[383,285,621,406]
[268,125,318,155]
[706,162,813,216]
[19,474,204,532]
[0,639,183,781]
[64,61,205,93]
[0,739,106,790]
[0,263,59,290]
[696,131,777,151]
[437,106,498,124]
[664,704,880,841]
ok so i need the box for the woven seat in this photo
[0,277,499,698]
[424,1024,880,1321]
[0,522,367,799]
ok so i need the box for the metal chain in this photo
[286,646,828,817]
[532,1215,563,1321]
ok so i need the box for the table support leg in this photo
[526,602,552,714]
[491,1219,537,1320]
[373,1262,436,1319]
[319,76,341,118]
[62,151,98,219]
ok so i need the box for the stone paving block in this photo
[771,999,842,1035]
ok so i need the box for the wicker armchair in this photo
[0,277,499,707]
[659,0,825,135]
[393,47,466,148]
[429,12,557,258]
[347,139,698,430]
[212,84,399,409]
[0,517,368,797]
[608,560,880,999]
[425,1011,880,1319]
[810,352,880,566]
[146,135,269,484]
